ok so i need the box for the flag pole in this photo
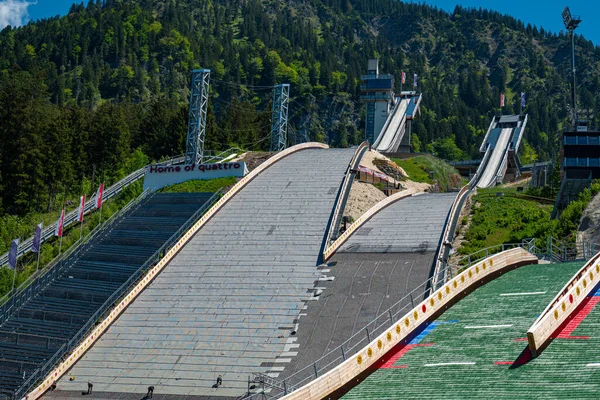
[35,245,41,274]
[11,266,17,295]
[79,218,84,241]
[10,238,19,294]
[58,194,65,256]
[99,195,104,226]
[58,229,64,256]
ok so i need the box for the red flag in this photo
[401,71,406,84]
[500,93,505,107]
[77,195,86,222]
[55,209,65,237]
[95,183,104,209]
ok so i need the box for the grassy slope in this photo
[158,177,238,193]
[458,186,556,255]
[393,155,463,192]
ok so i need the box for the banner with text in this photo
[143,162,248,191]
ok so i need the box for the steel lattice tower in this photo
[185,69,210,165]
[270,84,290,152]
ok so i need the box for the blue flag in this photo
[32,223,43,253]
[521,92,526,108]
[413,73,418,87]
[8,239,19,270]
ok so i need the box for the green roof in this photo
[343,261,600,399]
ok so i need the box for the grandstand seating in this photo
[0,192,215,400]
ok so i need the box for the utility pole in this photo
[562,7,581,128]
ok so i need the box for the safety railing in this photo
[479,117,498,153]
[326,142,369,244]
[431,144,491,289]
[448,237,598,273]
[0,155,185,269]
[431,185,470,289]
[12,189,223,400]
[0,189,151,326]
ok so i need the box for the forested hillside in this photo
[1,0,600,217]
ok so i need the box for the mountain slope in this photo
[0,0,599,216]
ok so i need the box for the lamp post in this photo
[562,6,581,127]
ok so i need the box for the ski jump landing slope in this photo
[48,147,356,399]
[476,128,512,188]
[373,99,410,153]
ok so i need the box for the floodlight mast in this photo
[562,6,581,127]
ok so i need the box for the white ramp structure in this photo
[50,148,356,398]
[372,93,422,153]
[476,114,528,188]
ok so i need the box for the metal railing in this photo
[432,144,491,289]
[0,155,185,269]
[203,147,245,164]
[0,189,152,325]
[449,237,598,272]
[11,189,223,400]
[326,143,369,244]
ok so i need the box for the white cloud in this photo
[0,0,34,30]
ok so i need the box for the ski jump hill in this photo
[3,112,595,400]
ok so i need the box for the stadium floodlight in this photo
[562,6,581,126]
[562,7,581,31]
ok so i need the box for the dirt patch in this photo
[342,150,431,223]
[361,150,408,178]
[401,179,432,193]
[360,150,431,193]
[237,152,274,171]
[501,176,531,188]
[343,181,388,222]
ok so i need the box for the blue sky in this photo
[0,0,598,45]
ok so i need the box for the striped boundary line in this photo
[24,142,328,400]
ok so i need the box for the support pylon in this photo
[185,69,210,165]
[270,84,290,152]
